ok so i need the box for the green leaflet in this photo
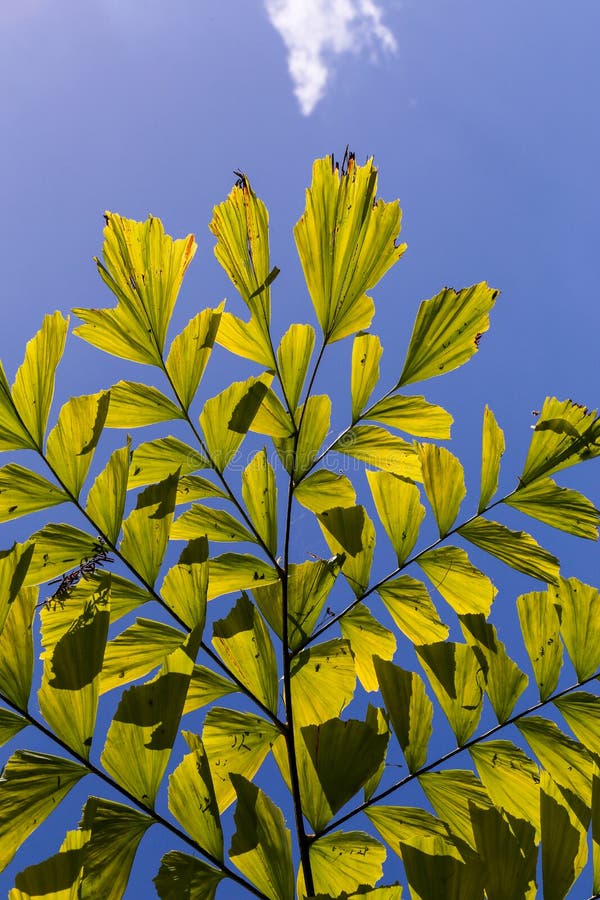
[171,504,256,544]
[165,304,224,410]
[366,470,425,565]
[517,716,593,799]
[161,537,209,630]
[169,732,223,862]
[363,705,391,802]
[104,380,183,428]
[416,642,484,745]
[506,476,600,539]
[153,851,223,900]
[0,751,87,869]
[9,827,88,899]
[69,571,151,623]
[0,586,37,709]
[398,282,498,386]
[183,665,238,714]
[365,805,464,860]
[374,659,433,773]
[339,603,396,691]
[551,577,600,680]
[351,333,382,421]
[333,425,422,481]
[120,472,178,587]
[22,525,101,587]
[540,772,588,900]
[75,213,196,366]
[458,517,560,583]
[229,775,294,900]
[319,506,375,597]
[294,469,356,513]
[45,392,109,497]
[470,805,537,900]
[298,831,386,899]
[249,387,294,439]
[418,770,493,850]
[460,615,528,723]
[277,323,315,410]
[200,375,271,471]
[175,475,229,505]
[100,617,187,694]
[128,436,208,490]
[418,444,465,537]
[242,449,278,555]
[0,361,35,451]
[470,740,540,835]
[365,393,453,439]
[294,155,406,344]
[85,441,130,544]
[277,394,330,478]
[0,464,68,523]
[399,840,485,900]
[516,589,562,700]
[554,692,600,752]
[418,546,497,616]
[521,397,600,484]
[216,311,275,367]
[291,639,356,727]
[378,576,449,645]
[207,553,278,600]
[0,709,27,748]
[478,405,505,512]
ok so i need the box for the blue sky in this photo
[1,0,600,896]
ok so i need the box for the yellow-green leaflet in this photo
[153,851,223,900]
[418,546,497,616]
[168,732,223,862]
[8,827,89,899]
[165,304,223,410]
[0,464,68,523]
[339,603,396,691]
[459,517,560,583]
[551,577,600,680]
[506,476,600,539]
[297,831,386,899]
[319,505,375,597]
[291,639,355,727]
[161,537,208,631]
[374,659,433,772]
[120,473,178,587]
[249,387,294,439]
[400,840,485,900]
[460,615,528,723]
[366,469,425,564]
[104,381,183,428]
[365,805,464,860]
[100,618,187,694]
[183,665,237,715]
[377,576,449,644]
[516,590,562,701]
[294,469,356,513]
[200,375,272,471]
[470,805,537,900]
[86,441,130,544]
[0,710,27,749]
[215,311,275,367]
[540,771,588,900]
[45,392,109,497]
[365,394,453,439]
[0,362,35,451]
[0,586,37,710]
[521,397,600,484]
[470,740,540,834]
[351,333,382,421]
[478,405,504,512]
[128,437,208,490]
[517,716,593,799]
[416,642,483,745]
[170,504,256,544]
[207,553,278,600]
[277,323,315,410]
[418,769,493,849]
[418,444,465,537]
[334,425,422,481]
[241,450,278,556]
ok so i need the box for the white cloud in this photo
[264,0,397,115]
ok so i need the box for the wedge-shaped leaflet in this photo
[594,765,600,896]
[105,381,183,428]
[334,426,421,481]
[165,305,223,410]
[291,639,356,727]
[78,797,153,900]
[9,827,88,899]
[86,442,129,544]
[101,643,194,806]
[366,470,425,565]
[418,770,493,850]
[0,464,68,523]
[171,505,255,544]
[551,577,600,680]
[200,375,270,471]
[283,394,331,478]
[374,659,432,772]
[242,450,278,555]
[46,392,109,497]
[0,709,27,748]
[294,155,405,343]
[212,594,278,714]
[470,740,541,834]
[294,470,356,514]
[22,524,101,587]
[340,604,396,691]
[398,283,498,387]
[517,716,592,799]
[11,311,68,449]
[128,437,208,490]
[365,806,464,860]
[363,704,390,802]
[75,213,196,366]
[351,333,382,421]
[400,840,485,900]
[168,732,223,862]
[207,553,278,600]
[460,615,528,723]
[366,394,453,439]
[459,517,560,583]
[70,571,150,623]
[277,323,315,410]
[203,708,280,813]
[161,537,208,630]
[416,642,483,745]
[184,665,237,714]
[320,506,375,597]
[249,387,294,439]
[0,362,35,451]
[0,586,37,709]
[418,445,465,537]
[216,311,275,367]
[153,851,223,900]
[176,475,229,505]
[378,576,448,645]
[521,397,600,484]
[120,472,178,587]
[229,774,294,900]
[0,751,87,869]
[540,772,588,900]
[506,476,599,539]
[418,546,497,616]
[38,587,110,758]
[100,618,186,694]
[478,405,505,512]
[470,805,537,900]
[516,590,562,700]
[554,692,600,751]
[298,831,386,899]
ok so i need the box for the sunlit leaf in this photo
[171,504,256,544]
[216,311,275,367]
[183,665,238,714]
[378,576,448,645]
[120,472,178,587]
[0,362,35,451]
[516,589,562,700]
[242,450,278,555]
[333,426,421,481]
[0,586,37,709]
[418,445,465,537]
[365,806,464,861]
[363,705,390,802]
[249,387,294,439]
[168,732,223,861]
[340,603,396,691]
[540,771,588,900]
[286,558,339,650]
[0,464,68,523]
[9,827,88,900]
[175,475,228,505]
[277,323,315,410]
[46,392,109,498]
[128,436,208,490]
[506,476,599,539]
[74,571,150,623]
[320,506,375,597]
[165,304,223,410]
[100,617,186,694]
[554,692,600,752]
[416,642,484,745]
[418,770,492,849]
[161,537,208,631]
[207,553,278,600]
[366,470,425,565]
[398,282,498,386]
[478,405,505,512]
[374,659,433,772]
[470,740,541,834]
[459,517,560,583]
[418,546,497,616]
[517,716,592,799]
[294,470,356,514]
[281,394,330,479]
[105,381,183,428]
[521,397,600,484]
[0,709,27,748]
[365,394,453,439]
[153,851,223,900]
[85,441,130,544]
[22,525,100,587]
[459,615,528,722]
[470,805,537,900]
[298,831,386,899]
[200,375,271,471]
[549,577,600,681]
[291,639,355,727]
[351,333,382,421]
[399,840,485,900]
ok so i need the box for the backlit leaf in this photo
[183,665,238,714]
[418,770,492,849]
[200,375,271,471]
[285,394,331,478]
[216,311,275,367]
[517,716,592,799]
[175,475,228,505]
[374,659,433,772]
[242,450,278,556]
[171,504,255,544]
[551,577,600,680]
[470,805,537,900]
[365,805,464,860]
[291,639,355,727]
[340,603,396,691]
[363,705,390,802]
[249,387,294,439]
[516,589,562,700]
[470,740,540,834]
[104,381,183,428]
[593,765,600,895]
[418,444,465,537]
[365,394,453,439]
[23,525,101,587]
[460,615,528,723]
[128,436,208,490]
[0,709,27,749]
[100,618,186,694]
[207,553,278,600]
[540,772,588,900]
[459,517,560,583]
[153,851,223,900]
[418,546,497,616]
[366,470,425,565]
[506,476,599,539]
[120,472,178,587]
[169,732,223,861]
[86,441,130,544]
[521,397,600,484]
[416,642,484,745]
[0,464,68,523]
[165,304,223,409]
[294,470,356,514]
[277,323,315,410]
[9,827,88,900]
[400,840,485,900]
[351,333,382,421]
[161,537,208,630]
[298,831,386,899]
[46,392,109,497]
[320,506,375,597]
[554,692,600,752]
[478,405,505,512]
[0,362,35,451]
[333,425,421,481]
[378,576,449,645]
[0,586,37,709]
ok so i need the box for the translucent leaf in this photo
[506,476,599,539]
[291,639,355,727]
[554,692,600,752]
[540,772,588,900]
[104,380,183,428]
[200,375,271,471]
[9,831,89,899]
[75,213,196,365]
[418,546,497,616]
[22,526,105,587]
[418,444,465,537]
[283,394,331,478]
[277,323,315,410]
[593,765,600,895]
[183,665,238,714]
[294,470,356,514]
[340,603,396,691]
[175,475,229,505]
[79,571,150,623]
[0,709,27,748]
[298,831,386,899]
[0,464,68,523]
[168,732,223,861]
[516,589,562,700]
[242,450,278,555]
[416,642,484,745]
[171,504,255,544]
[319,506,375,597]
[521,397,600,484]
[470,805,537,900]
[351,333,382,421]
[363,705,391,802]
[120,472,178,587]
[202,708,280,813]
[11,311,69,449]
[418,770,492,849]
[294,155,406,344]
[552,577,600,680]
[398,282,498,387]
[458,517,560,583]
[153,851,223,900]
[365,806,464,860]
[0,362,35,451]
[229,775,294,900]
[45,392,109,498]
[249,387,294,439]
[517,716,592,799]
[366,470,425,565]
[0,586,37,709]
[128,436,208,490]
[399,840,485,900]
[374,659,433,772]
[378,576,449,645]
[212,594,279,714]
[365,394,453,439]
[216,311,275,367]
[161,537,208,631]
[317,505,365,557]
[470,740,541,835]
[333,425,421,481]
[478,405,505,512]
[460,615,528,722]
[207,553,278,600]
[0,751,87,869]
[79,797,153,900]
[100,618,186,694]
[165,304,223,410]
[85,441,130,544]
